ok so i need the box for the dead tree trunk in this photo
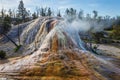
[3,33,19,47]
[18,24,21,45]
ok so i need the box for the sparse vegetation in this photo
[0,50,6,59]
[111,25,120,40]
[14,45,22,52]
[92,32,105,43]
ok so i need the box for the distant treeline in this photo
[0,0,120,40]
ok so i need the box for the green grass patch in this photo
[14,45,22,52]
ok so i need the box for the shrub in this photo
[111,25,120,40]
[0,50,6,59]
[14,45,22,52]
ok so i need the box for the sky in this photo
[0,0,120,17]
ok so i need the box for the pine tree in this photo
[86,14,91,20]
[65,8,69,15]
[8,9,13,18]
[93,10,98,19]
[40,7,47,16]
[25,10,31,21]
[57,10,61,17]
[78,10,84,20]
[1,8,6,18]
[36,7,39,17]
[40,8,43,16]
[47,8,52,16]
[3,15,11,33]
[32,12,37,19]
[65,8,76,21]
[17,0,26,22]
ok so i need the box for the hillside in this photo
[0,17,120,80]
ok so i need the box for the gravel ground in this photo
[97,44,120,59]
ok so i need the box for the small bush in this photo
[14,45,22,52]
[0,50,6,59]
